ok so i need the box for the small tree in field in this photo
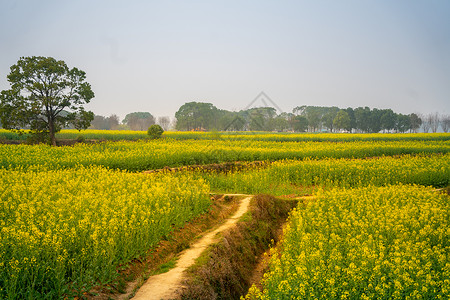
[0,56,94,145]
[147,124,164,139]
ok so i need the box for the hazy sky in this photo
[1,0,449,120]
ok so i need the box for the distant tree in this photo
[333,110,351,132]
[157,116,171,131]
[345,107,356,133]
[107,114,120,130]
[367,108,383,133]
[170,118,177,131]
[305,108,322,132]
[421,114,431,133]
[175,102,218,131]
[90,114,120,130]
[221,112,246,131]
[409,113,422,133]
[281,112,295,131]
[90,115,108,130]
[147,124,164,139]
[441,115,450,133]
[271,113,290,132]
[0,56,94,145]
[293,105,307,116]
[322,107,339,132]
[292,115,308,132]
[123,112,155,131]
[395,114,411,133]
[430,113,440,133]
[354,107,371,133]
[380,109,397,133]
[249,109,266,131]
[248,107,277,131]
[216,112,233,131]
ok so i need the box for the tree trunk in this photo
[49,119,57,146]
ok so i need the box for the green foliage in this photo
[333,109,351,132]
[0,56,94,145]
[172,102,423,133]
[147,124,164,139]
[90,114,120,130]
[175,102,218,131]
[292,115,308,132]
[26,130,50,145]
[122,112,155,131]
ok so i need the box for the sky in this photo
[1,0,449,121]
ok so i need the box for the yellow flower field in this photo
[196,154,449,194]
[0,166,210,299]
[246,185,449,299]
[2,129,449,143]
[1,138,449,171]
[0,132,448,299]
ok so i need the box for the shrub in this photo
[147,124,164,139]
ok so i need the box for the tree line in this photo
[89,112,171,131]
[93,103,449,133]
[174,102,450,133]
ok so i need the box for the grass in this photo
[149,257,178,276]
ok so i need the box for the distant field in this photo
[165,131,450,142]
[1,138,449,171]
[0,129,148,141]
[1,128,450,142]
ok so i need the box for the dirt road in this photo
[132,195,252,300]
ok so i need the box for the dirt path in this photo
[132,194,252,300]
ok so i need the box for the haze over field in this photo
[1,0,449,119]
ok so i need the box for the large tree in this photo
[0,56,94,145]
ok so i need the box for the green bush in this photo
[147,124,164,139]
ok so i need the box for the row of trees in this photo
[90,112,172,131]
[292,106,423,133]
[91,106,450,134]
[175,102,449,133]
